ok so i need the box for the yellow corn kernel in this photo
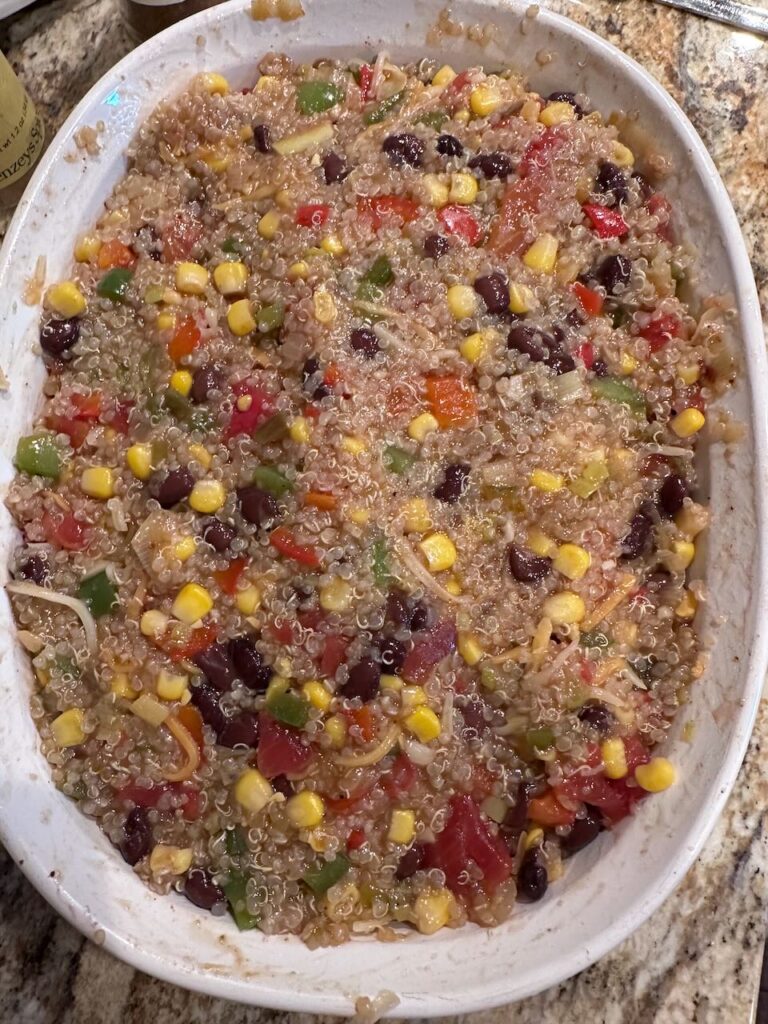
[255,74,277,91]
[227,298,256,336]
[523,233,559,274]
[341,435,368,456]
[679,364,700,386]
[320,234,346,256]
[74,235,101,263]
[51,708,85,747]
[601,738,628,779]
[80,466,115,500]
[519,827,543,852]
[530,469,564,492]
[539,100,576,126]
[553,543,591,581]
[288,260,309,280]
[172,583,213,624]
[676,501,709,539]
[157,311,176,331]
[676,589,698,619]
[408,412,439,442]
[239,124,254,142]
[235,585,261,615]
[444,575,463,596]
[663,539,695,573]
[258,209,281,240]
[173,536,197,563]
[470,85,502,117]
[286,790,325,829]
[508,282,536,314]
[213,261,248,296]
[449,172,479,205]
[275,188,293,210]
[431,64,457,88]
[422,173,450,208]
[403,498,432,534]
[287,416,310,444]
[414,888,455,935]
[419,532,457,573]
[527,527,558,558]
[454,108,470,125]
[620,352,638,375]
[635,756,676,792]
[319,577,352,613]
[46,281,87,318]
[140,609,168,638]
[447,284,478,320]
[199,147,230,173]
[388,808,416,845]
[189,479,226,514]
[175,262,209,295]
[156,669,189,702]
[611,140,635,168]
[460,330,490,364]
[313,288,337,324]
[349,507,370,525]
[458,631,484,666]
[380,674,404,692]
[401,685,427,709]
[188,443,212,469]
[404,706,442,743]
[149,844,193,876]
[169,369,193,396]
[324,713,347,748]
[234,768,274,814]
[520,97,541,122]
[670,408,705,438]
[543,591,586,625]
[111,673,137,701]
[199,71,229,95]
[303,680,332,712]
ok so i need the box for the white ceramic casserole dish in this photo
[0,0,765,1014]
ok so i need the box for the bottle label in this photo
[0,55,45,190]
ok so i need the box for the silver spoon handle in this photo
[650,0,768,37]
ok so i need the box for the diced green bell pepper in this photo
[267,690,310,728]
[221,236,245,258]
[414,110,448,130]
[77,569,118,617]
[383,445,416,474]
[364,90,404,125]
[296,80,343,114]
[225,825,248,858]
[252,465,292,496]
[223,872,260,930]
[610,306,630,329]
[371,535,391,587]
[356,255,394,302]
[303,854,350,894]
[525,727,555,753]
[253,412,288,444]
[592,377,645,413]
[96,268,133,302]
[15,434,61,479]
[257,303,284,334]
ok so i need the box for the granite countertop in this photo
[1,0,767,1021]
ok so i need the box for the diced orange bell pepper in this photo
[156,622,218,662]
[97,239,137,270]
[168,315,202,363]
[304,490,337,511]
[213,557,247,596]
[424,374,477,427]
[572,281,604,316]
[344,705,376,743]
[528,789,577,827]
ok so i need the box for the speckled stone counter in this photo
[1,0,767,1021]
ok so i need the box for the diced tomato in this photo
[387,383,416,416]
[623,733,651,773]
[97,239,137,270]
[646,193,674,242]
[116,780,201,821]
[401,619,457,683]
[347,827,367,851]
[572,281,604,317]
[304,490,337,511]
[268,619,296,645]
[488,177,545,256]
[446,69,471,98]
[46,414,90,450]
[325,781,376,815]
[357,195,420,231]
[70,391,103,420]
[425,374,477,427]
[528,789,577,827]
[155,622,218,662]
[641,313,682,353]
[518,128,566,179]
[575,342,595,370]
[424,794,512,900]
[41,510,92,551]
[556,765,646,824]
[295,203,331,228]
[582,203,629,239]
[176,704,205,752]
[270,526,322,568]
[225,382,274,439]
[381,753,418,798]
[161,211,204,262]
[437,204,481,245]
[168,315,202,363]
[303,402,322,420]
[319,634,349,678]
[213,557,246,596]
[344,705,376,743]
[257,712,314,778]
[297,608,326,632]
[105,399,133,434]
[358,63,373,101]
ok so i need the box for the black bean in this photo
[201,517,236,552]
[217,710,260,748]
[547,90,584,117]
[302,356,331,400]
[40,317,81,357]
[376,637,406,672]
[474,272,509,314]
[322,151,348,183]
[516,847,548,902]
[503,783,533,845]
[151,468,194,508]
[228,635,272,691]
[468,152,512,179]
[645,568,672,593]
[17,553,49,584]
[382,133,424,167]
[564,307,585,330]
[190,364,223,403]
[395,843,426,879]
[183,868,226,911]
[189,680,227,734]
[341,657,381,702]
[596,161,628,205]
[658,473,688,518]
[577,701,615,735]
[409,600,430,632]
[561,807,603,857]
[621,511,654,560]
[350,326,380,359]
[237,484,280,528]
[460,697,490,736]
[595,254,632,294]
[436,133,463,157]
[194,642,237,692]
[424,233,449,260]
[271,774,294,797]
[592,358,609,378]
[546,350,576,375]
[507,324,549,362]
[253,123,273,153]
[508,543,552,583]
[386,587,411,627]
[434,462,470,504]
[119,807,153,866]
[634,172,654,201]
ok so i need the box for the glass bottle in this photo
[0,51,45,213]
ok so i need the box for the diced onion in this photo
[401,735,436,766]
[353,991,401,1024]
[131,693,170,727]
[163,714,201,782]
[6,581,98,657]
[369,50,389,101]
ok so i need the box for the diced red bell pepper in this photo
[319,634,349,677]
[488,177,545,256]
[425,374,478,427]
[401,619,457,683]
[303,402,322,420]
[270,526,322,568]
[437,204,481,245]
[518,128,566,179]
[357,195,420,231]
[641,313,682,353]
[168,315,202,363]
[582,203,629,239]
[257,712,314,778]
[572,281,604,316]
[575,342,595,370]
[70,391,103,420]
[155,622,218,663]
[116,780,201,821]
[424,794,512,899]
[213,557,247,596]
[325,780,376,815]
[344,705,376,743]
[347,827,367,851]
[225,382,274,439]
[46,414,90,450]
[646,193,674,242]
[161,211,204,262]
[97,239,137,270]
[381,753,418,798]
[528,789,577,827]
[296,203,331,228]
[358,63,373,101]
[41,510,92,551]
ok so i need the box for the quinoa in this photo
[6,55,733,942]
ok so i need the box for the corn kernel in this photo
[670,408,705,438]
[553,543,592,581]
[303,680,332,712]
[319,577,352,613]
[111,673,137,700]
[422,173,450,208]
[156,669,189,701]
[157,311,176,331]
[444,575,463,596]
[380,674,404,691]
[401,685,427,709]
[458,631,484,666]
[449,172,479,205]
[213,261,248,296]
[51,708,85,747]
[227,298,256,336]
[530,469,564,492]
[349,506,370,525]
[404,705,441,743]
[419,532,457,573]
[234,768,274,814]
[388,808,416,845]
[676,589,698,619]
[539,101,575,127]
[543,591,586,625]
[173,536,197,562]
[80,466,115,500]
[527,527,558,558]
[414,888,454,935]
[408,412,439,442]
[663,539,695,573]
[523,233,559,274]
[188,443,212,469]
[447,284,478,320]
[255,75,277,91]
[149,844,193,876]
[199,147,230,173]
[460,330,491,364]
[188,479,226,514]
[320,234,346,255]
[508,282,536,314]
[324,714,347,748]
[46,281,87,318]
[140,609,168,638]
[74,235,101,263]
[470,85,502,117]
[170,369,193,396]
[288,416,311,444]
[679,364,700,385]
[524,827,544,851]
[611,140,635,167]
[635,756,676,792]
[313,288,337,324]
[619,352,638,375]
[286,790,325,829]
[403,497,432,534]
[520,97,541,122]
[235,585,261,615]
[175,262,209,295]
[432,64,457,88]
[199,71,229,95]
[258,209,281,240]
[172,582,213,624]
[675,501,709,539]
[288,260,309,280]
[601,738,628,779]
[274,187,294,210]
[341,435,368,456]
[454,108,470,125]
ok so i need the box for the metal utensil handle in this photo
[651,0,768,37]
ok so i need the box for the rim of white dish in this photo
[1,0,766,1014]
